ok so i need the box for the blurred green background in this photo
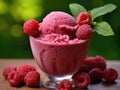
[0,0,120,60]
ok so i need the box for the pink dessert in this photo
[24,11,92,76]
[30,34,89,76]
[22,3,117,89]
[39,11,78,39]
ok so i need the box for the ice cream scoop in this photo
[29,11,90,89]
[39,11,78,39]
[30,11,90,76]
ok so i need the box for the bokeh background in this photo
[0,0,120,60]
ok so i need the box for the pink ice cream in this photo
[30,11,90,76]
[39,11,78,39]
[30,35,89,76]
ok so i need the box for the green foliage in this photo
[69,3,87,18]
[90,4,117,21]
[69,3,116,37]
[93,21,114,36]
[0,0,43,58]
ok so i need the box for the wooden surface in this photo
[0,59,120,90]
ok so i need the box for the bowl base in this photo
[42,75,72,89]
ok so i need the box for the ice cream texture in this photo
[30,36,89,76]
[28,11,91,76]
[39,11,78,39]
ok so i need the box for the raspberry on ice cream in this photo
[76,12,91,25]
[24,71,40,87]
[23,19,40,37]
[3,65,17,79]
[39,11,78,39]
[76,24,93,39]
[17,64,36,77]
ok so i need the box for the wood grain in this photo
[0,59,120,90]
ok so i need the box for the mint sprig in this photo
[93,21,114,36]
[69,3,117,36]
[69,3,87,18]
[90,4,117,21]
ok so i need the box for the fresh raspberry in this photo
[83,56,95,71]
[23,19,40,37]
[76,24,93,39]
[73,64,89,79]
[73,73,90,89]
[94,56,107,70]
[3,65,17,79]
[84,56,106,71]
[78,64,90,73]
[17,64,36,77]
[58,79,72,90]
[7,71,24,87]
[102,68,118,83]
[24,71,40,87]
[89,68,103,84]
[77,12,91,25]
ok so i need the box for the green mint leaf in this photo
[69,3,87,18]
[93,21,114,36]
[90,4,117,21]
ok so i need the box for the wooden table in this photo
[0,59,120,90]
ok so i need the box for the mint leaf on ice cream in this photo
[69,3,87,18]
[93,21,114,36]
[90,4,117,21]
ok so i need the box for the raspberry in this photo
[94,56,107,70]
[3,65,17,79]
[84,56,106,71]
[83,56,95,71]
[78,64,89,73]
[76,24,93,39]
[17,64,36,77]
[73,73,90,89]
[73,64,89,79]
[24,71,40,87]
[77,12,91,25]
[23,19,40,37]
[102,68,118,83]
[7,71,24,87]
[58,79,72,90]
[89,68,103,84]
